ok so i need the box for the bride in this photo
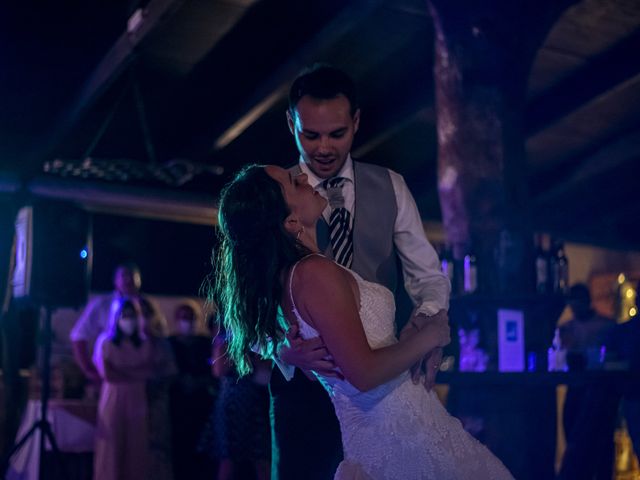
[213,164,514,479]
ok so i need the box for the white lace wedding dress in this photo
[289,262,514,480]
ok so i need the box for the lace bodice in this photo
[292,263,399,399]
[295,269,395,349]
[288,258,514,480]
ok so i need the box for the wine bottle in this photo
[534,233,549,294]
[463,250,477,294]
[551,239,569,294]
[547,327,567,372]
[440,243,455,285]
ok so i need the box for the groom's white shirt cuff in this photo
[273,357,296,381]
[252,339,296,381]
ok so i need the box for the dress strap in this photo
[288,253,322,318]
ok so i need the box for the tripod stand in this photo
[2,305,65,480]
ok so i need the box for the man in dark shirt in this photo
[558,283,618,480]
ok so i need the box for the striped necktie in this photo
[324,177,353,268]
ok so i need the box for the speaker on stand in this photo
[1,200,92,480]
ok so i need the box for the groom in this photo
[270,64,451,480]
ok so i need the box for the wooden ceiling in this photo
[1,0,639,248]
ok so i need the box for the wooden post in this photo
[429,0,576,295]
[427,5,579,479]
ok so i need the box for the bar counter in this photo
[435,369,630,480]
[438,369,631,387]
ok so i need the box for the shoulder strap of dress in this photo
[288,253,322,314]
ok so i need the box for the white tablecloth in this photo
[6,399,96,480]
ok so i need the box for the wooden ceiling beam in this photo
[533,195,640,251]
[353,106,434,158]
[526,29,640,135]
[533,127,640,204]
[212,0,385,151]
[531,125,640,246]
[44,0,256,162]
[62,0,187,129]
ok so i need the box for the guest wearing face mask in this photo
[71,262,144,386]
[92,297,156,480]
[168,303,216,480]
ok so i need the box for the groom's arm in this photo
[390,171,450,390]
[390,172,450,314]
[277,324,343,379]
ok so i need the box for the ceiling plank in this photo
[354,107,434,158]
[212,0,386,151]
[526,29,640,136]
[44,0,257,162]
[533,127,640,204]
[349,21,436,159]
[63,0,187,129]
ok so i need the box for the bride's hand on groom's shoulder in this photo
[278,325,343,379]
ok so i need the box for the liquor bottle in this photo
[440,243,455,286]
[547,327,567,372]
[534,233,549,294]
[550,239,569,294]
[556,241,569,294]
[463,250,477,294]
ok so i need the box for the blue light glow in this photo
[80,249,88,259]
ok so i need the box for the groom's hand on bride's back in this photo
[279,324,343,379]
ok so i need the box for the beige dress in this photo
[93,336,155,480]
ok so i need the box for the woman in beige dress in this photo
[93,298,155,480]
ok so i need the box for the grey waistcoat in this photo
[291,161,398,293]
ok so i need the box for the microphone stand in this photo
[2,305,65,480]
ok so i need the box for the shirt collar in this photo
[297,154,354,189]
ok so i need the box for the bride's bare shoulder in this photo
[297,254,342,273]
[295,255,347,284]
[292,256,357,316]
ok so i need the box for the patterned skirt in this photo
[200,376,270,462]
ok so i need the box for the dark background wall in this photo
[91,214,216,296]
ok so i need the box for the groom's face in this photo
[287,94,360,180]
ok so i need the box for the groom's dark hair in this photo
[288,64,359,117]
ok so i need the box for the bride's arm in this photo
[293,257,449,392]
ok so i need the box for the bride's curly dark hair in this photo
[211,164,310,376]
